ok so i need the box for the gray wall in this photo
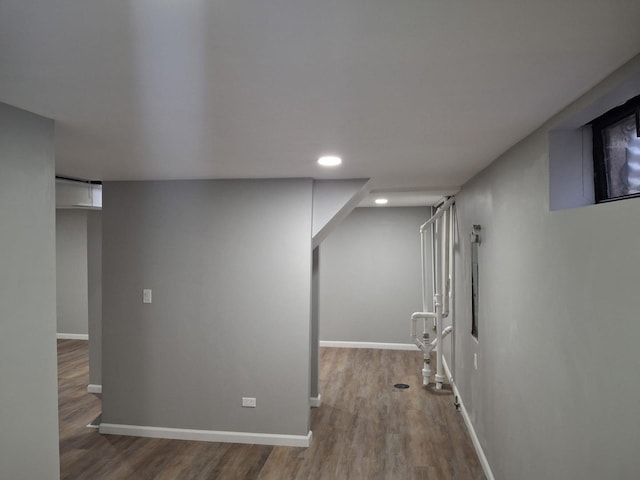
[319,207,428,344]
[87,210,102,385]
[452,56,640,479]
[309,180,369,401]
[102,179,313,436]
[0,103,60,479]
[56,209,89,335]
[310,247,320,399]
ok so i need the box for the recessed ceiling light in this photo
[375,198,388,205]
[317,155,342,167]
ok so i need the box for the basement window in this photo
[592,94,640,203]
[470,226,480,340]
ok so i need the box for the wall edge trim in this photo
[320,341,419,351]
[57,333,89,340]
[310,394,322,408]
[99,423,313,447]
[87,384,102,394]
[312,179,372,248]
[442,357,495,480]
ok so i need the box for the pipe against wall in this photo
[419,196,455,232]
[411,197,455,389]
[449,207,457,383]
[443,207,451,316]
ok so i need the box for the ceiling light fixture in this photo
[317,155,342,167]
[375,198,388,205]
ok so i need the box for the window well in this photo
[592,94,640,203]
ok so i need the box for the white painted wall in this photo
[451,56,640,479]
[319,207,429,344]
[87,210,102,386]
[0,103,60,479]
[101,179,313,438]
[56,209,89,336]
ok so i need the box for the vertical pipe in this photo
[430,210,437,327]
[420,228,427,313]
[423,207,434,385]
[434,213,445,389]
[450,205,456,383]
[421,228,429,340]
[443,207,451,315]
[437,207,449,388]
[415,198,456,387]
[422,349,431,386]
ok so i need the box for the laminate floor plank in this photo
[58,340,485,479]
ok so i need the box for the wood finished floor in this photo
[58,340,485,479]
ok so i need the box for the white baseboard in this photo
[99,423,313,447]
[57,333,89,340]
[319,341,419,351]
[441,357,495,480]
[310,394,322,408]
[87,384,102,394]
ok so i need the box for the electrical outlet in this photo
[143,289,152,304]
[474,353,478,370]
[242,397,256,408]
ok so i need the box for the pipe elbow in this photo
[411,311,435,320]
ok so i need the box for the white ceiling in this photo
[2,1,640,206]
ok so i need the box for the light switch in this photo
[143,289,152,304]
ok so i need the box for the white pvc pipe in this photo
[419,196,455,232]
[410,312,436,346]
[430,325,453,347]
[435,300,444,388]
[411,196,456,388]
[434,211,445,389]
[449,206,456,382]
[420,227,429,315]
[411,312,436,320]
[430,220,436,328]
[422,350,431,386]
[434,208,444,390]
[443,207,451,316]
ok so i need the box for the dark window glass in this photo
[471,237,479,339]
[592,95,640,202]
